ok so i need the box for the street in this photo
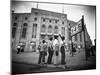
[12,50,96,74]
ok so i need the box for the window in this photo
[34,12,38,15]
[14,16,17,20]
[49,20,51,23]
[41,24,46,32]
[34,17,37,21]
[12,23,17,38]
[75,34,77,41]
[62,21,64,24]
[48,25,52,29]
[54,26,58,34]
[32,24,37,38]
[43,18,45,22]
[13,23,17,26]
[25,17,28,20]
[48,25,52,33]
[80,32,82,42]
[55,26,58,29]
[21,23,28,38]
[42,24,46,28]
[55,20,58,23]
[61,27,65,36]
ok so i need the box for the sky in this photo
[11,1,96,45]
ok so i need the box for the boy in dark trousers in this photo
[38,40,47,64]
[47,38,53,64]
[17,45,21,54]
[60,37,66,65]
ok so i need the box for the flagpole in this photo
[62,5,64,13]
[37,2,38,8]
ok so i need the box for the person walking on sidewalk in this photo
[38,40,47,65]
[37,42,41,52]
[71,43,76,56]
[47,38,54,64]
[17,45,21,54]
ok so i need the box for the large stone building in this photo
[11,8,92,52]
[11,8,69,51]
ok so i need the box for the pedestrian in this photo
[38,40,47,65]
[47,37,53,64]
[72,46,76,56]
[52,36,59,65]
[17,45,21,54]
[60,37,66,65]
[21,45,24,52]
[37,42,41,52]
[58,34,67,69]
[71,43,76,56]
[90,45,95,56]
[78,45,81,53]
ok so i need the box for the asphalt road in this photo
[12,61,96,74]
[12,50,96,74]
[12,62,68,74]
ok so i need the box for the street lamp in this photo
[68,24,73,56]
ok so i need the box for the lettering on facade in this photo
[71,19,82,36]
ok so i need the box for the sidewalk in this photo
[12,50,96,70]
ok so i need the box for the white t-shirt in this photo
[53,39,59,46]
[17,45,20,48]
[48,40,52,47]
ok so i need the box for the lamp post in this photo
[82,15,87,61]
[68,24,73,56]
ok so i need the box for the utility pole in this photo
[82,15,87,60]
[69,24,73,56]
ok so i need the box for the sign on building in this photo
[71,19,83,36]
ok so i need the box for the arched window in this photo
[21,23,28,38]
[55,26,58,29]
[48,25,52,33]
[32,24,37,38]
[12,23,17,38]
[48,25,52,29]
[61,27,65,36]
[54,26,58,34]
[42,24,46,28]
[41,24,46,33]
